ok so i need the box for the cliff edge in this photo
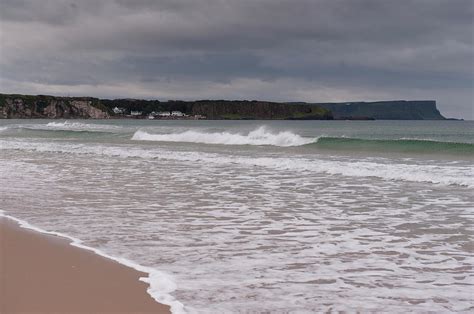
[0,94,109,119]
[315,100,445,120]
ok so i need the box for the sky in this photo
[0,0,472,119]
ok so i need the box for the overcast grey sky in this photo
[0,0,472,118]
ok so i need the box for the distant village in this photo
[112,107,206,120]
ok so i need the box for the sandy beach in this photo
[0,217,170,314]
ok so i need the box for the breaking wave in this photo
[132,126,315,147]
[131,127,473,154]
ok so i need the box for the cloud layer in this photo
[1,0,472,118]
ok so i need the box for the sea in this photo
[0,119,473,313]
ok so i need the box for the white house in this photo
[171,111,185,117]
[112,107,124,114]
[130,111,142,116]
[157,111,171,117]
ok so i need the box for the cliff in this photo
[0,94,446,120]
[0,94,109,119]
[0,94,332,120]
[190,100,332,120]
[99,99,446,120]
[315,100,445,120]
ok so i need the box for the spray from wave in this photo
[132,126,315,147]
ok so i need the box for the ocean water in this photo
[0,119,473,313]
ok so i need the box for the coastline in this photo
[0,216,171,313]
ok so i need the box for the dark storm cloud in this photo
[0,0,473,118]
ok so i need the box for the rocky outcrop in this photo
[0,94,109,119]
[42,100,108,119]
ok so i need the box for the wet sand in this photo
[0,217,170,313]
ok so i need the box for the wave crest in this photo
[132,126,315,147]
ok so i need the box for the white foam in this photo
[0,211,186,314]
[0,139,472,187]
[48,121,122,131]
[20,121,121,132]
[1,145,473,312]
[132,126,316,147]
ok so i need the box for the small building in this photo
[171,111,185,117]
[130,111,142,116]
[112,107,125,114]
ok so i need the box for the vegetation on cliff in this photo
[0,94,109,119]
[190,100,332,120]
[0,94,332,120]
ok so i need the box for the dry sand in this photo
[0,217,170,313]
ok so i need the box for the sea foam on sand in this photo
[0,211,186,314]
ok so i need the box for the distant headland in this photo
[0,93,446,120]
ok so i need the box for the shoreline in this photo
[0,216,173,313]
